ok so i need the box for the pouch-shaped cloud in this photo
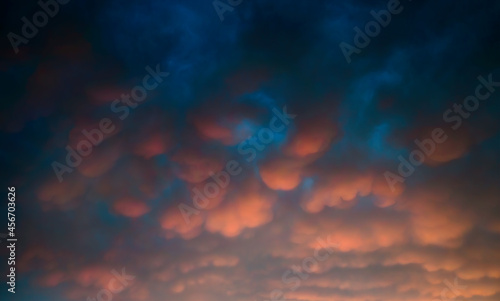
[4,0,500,300]
[371,174,405,207]
[161,206,205,240]
[193,115,234,145]
[411,127,471,166]
[188,181,227,210]
[190,102,259,146]
[403,188,474,247]
[129,109,173,158]
[112,197,151,218]
[301,171,373,213]
[205,180,276,237]
[75,266,113,288]
[284,117,338,157]
[259,158,304,191]
[171,148,225,183]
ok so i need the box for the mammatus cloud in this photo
[1,0,500,300]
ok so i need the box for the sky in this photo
[1,0,500,300]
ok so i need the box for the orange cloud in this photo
[403,189,474,247]
[161,207,205,239]
[259,158,303,191]
[193,115,235,145]
[188,181,227,210]
[74,266,112,288]
[112,197,151,218]
[412,127,470,166]
[171,148,225,183]
[301,172,373,213]
[284,118,338,158]
[205,181,276,237]
[190,104,257,146]
[386,249,464,272]
[292,210,408,252]
[371,174,405,207]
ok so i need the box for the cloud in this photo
[259,158,304,191]
[3,0,500,301]
[291,208,408,252]
[403,188,474,247]
[283,117,338,158]
[301,171,373,213]
[205,180,276,237]
[37,176,86,209]
[171,148,225,184]
[112,197,151,218]
[161,206,205,240]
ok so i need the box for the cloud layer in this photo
[1,0,500,300]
